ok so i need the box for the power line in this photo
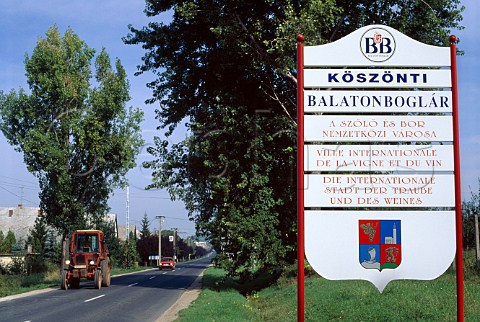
[0,175,38,186]
[0,185,38,206]
[0,181,38,190]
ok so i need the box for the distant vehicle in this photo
[159,256,175,270]
[61,229,111,289]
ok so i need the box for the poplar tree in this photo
[0,26,144,267]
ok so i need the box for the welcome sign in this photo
[298,25,461,293]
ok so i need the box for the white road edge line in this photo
[84,294,105,302]
[128,282,139,287]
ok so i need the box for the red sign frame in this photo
[296,33,463,321]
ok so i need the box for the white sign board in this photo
[304,115,452,142]
[304,174,455,208]
[304,90,452,113]
[303,26,450,67]
[305,211,456,292]
[305,144,454,172]
[304,69,451,88]
[302,25,456,292]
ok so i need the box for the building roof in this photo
[0,207,119,243]
[0,206,41,242]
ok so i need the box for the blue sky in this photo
[0,0,196,235]
[455,1,480,201]
[0,1,479,236]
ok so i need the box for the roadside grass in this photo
[0,268,60,297]
[0,265,151,298]
[176,267,256,321]
[178,254,480,321]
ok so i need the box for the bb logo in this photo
[360,28,396,62]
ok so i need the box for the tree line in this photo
[0,213,204,276]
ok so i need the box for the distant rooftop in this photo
[0,206,41,242]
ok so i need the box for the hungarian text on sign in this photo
[304,90,452,113]
[304,69,451,88]
[304,115,452,142]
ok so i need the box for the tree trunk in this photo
[60,233,68,275]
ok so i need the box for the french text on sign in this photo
[305,144,454,172]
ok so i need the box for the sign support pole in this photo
[296,34,305,322]
[450,35,464,322]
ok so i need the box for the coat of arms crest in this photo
[359,220,402,271]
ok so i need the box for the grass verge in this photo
[0,269,60,298]
[177,262,480,321]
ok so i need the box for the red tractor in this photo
[61,230,111,290]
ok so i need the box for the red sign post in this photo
[296,34,305,322]
[450,35,464,322]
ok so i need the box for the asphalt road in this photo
[0,257,211,322]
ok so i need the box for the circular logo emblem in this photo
[360,28,396,62]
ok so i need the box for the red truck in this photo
[61,229,111,289]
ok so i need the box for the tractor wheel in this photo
[61,270,68,290]
[71,278,80,289]
[101,258,111,287]
[94,269,102,289]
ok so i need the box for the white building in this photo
[0,206,41,243]
[384,224,397,244]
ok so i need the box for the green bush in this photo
[25,254,47,274]
[7,257,26,275]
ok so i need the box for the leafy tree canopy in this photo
[0,25,144,244]
[124,0,463,281]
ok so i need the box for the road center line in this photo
[128,282,139,287]
[84,294,105,302]
[149,276,156,280]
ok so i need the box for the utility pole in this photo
[125,186,130,269]
[156,216,165,267]
[126,186,130,241]
[476,200,480,261]
[172,228,178,261]
[19,186,24,208]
